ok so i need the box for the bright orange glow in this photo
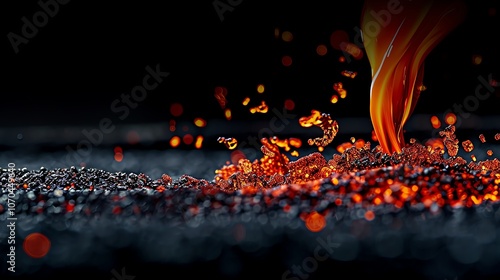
[218,137,238,150]
[224,108,232,120]
[242,97,251,106]
[364,210,375,221]
[305,211,326,232]
[445,112,457,125]
[330,95,339,103]
[195,135,203,149]
[282,31,293,42]
[333,82,347,98]
[183,134,194,145]
[341,70,357,78]
[250,101,269,114]
[194,117,207,127]
[363,0,467,154]
[284,99,295,110]
[339,56,346,63]
[114,152,123,162]
[170,102,183,117]
[23,233,51,258]
[257,84,265,94]
[170,136,181,148]
[282,55,292,67]
[430,115,441,129]
[316,44,328,56]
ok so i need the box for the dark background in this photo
[1,0,499,151]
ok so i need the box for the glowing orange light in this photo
[282,55,292,67]
[445,112,457,125]
[257,84,265,94]
[339,56,346,63]
[242,97,251,106]
[333,82,347,98]
[282,31,293,42]
[290,150,299,157]
[194,117,207,127]
[364,210,375,221]
[250,101,269,114]
[183,134,194,145]
[114,153,123,162]
[341,70,357,78]
[170,102,183,117]
[170,136,181,148]
[487,150,493,156]
[224,108,232,120]
[305,211,326,232]
[218,137,238,150]
[289,138,302,148]
[330,95,339,104]
[430,115,441,129]
[316,44,328,56]
[195,135,203,149]
[284,99,295,111]
[23,233,51,258]
[371,130,378,142]
[479,134,486,143]
[363,0,467,154]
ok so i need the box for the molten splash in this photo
[362,0,467,154]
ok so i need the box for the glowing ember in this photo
[333,82,347,98]
[439,125,459,157]
[299,110,339,148]
[242,97,250,106]
[218,137,238,150]
[249,101,269,114]
[462,140,474,153]
[341,70,357,79]
[363,0,467,154]
[479,134,486,143]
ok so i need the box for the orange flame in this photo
[362,0,466,153]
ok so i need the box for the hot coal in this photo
[2,161,500,279]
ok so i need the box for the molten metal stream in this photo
[362,0,467,154]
